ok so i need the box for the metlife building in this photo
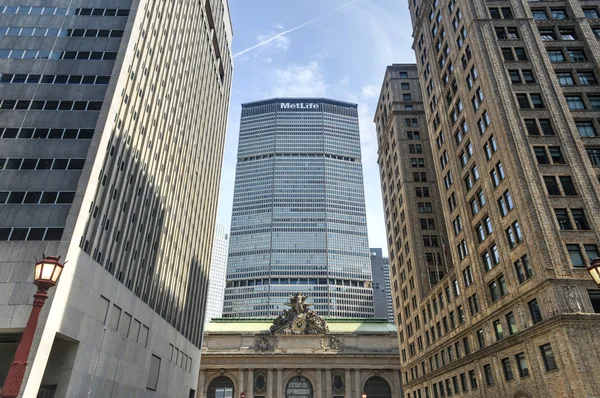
[223,98,375,318]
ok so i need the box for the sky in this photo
[216,0,416,250]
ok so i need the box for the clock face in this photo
[292,317,307,332]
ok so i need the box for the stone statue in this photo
[270,292,329,335]
[563,286,583,313]
[255,335,272,352]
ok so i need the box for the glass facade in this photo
[223,98,374,318]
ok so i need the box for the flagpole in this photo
[425,254,432,289]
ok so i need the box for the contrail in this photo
[233,0,361,58]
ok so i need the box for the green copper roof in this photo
[205,318,397,334]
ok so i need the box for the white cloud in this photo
[340,74,350,86]
[257,32,291,52]
[361,84,378,99]
[268,61,329,97]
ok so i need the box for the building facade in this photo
[0,0,233,396]
[223,98,375,318]
[370,248,394,322]
[205,223,229,322]
[200,318,401,398]
[376,0,600,395]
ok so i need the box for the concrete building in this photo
[223,98,375,319]
[205,223,229,323]
[370,248,394,322]
[199,318,401,398]
[0,1,233,397]
[375,0,600,393]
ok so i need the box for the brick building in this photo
[375,0,600,391]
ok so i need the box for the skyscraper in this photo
[377,1,600,395]
[205,223,229,322]
[0,1,232,396]
[223,98,374,318]
[369,248,394,322]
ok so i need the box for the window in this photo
[556,72,575,86]
[146,354,161,391]
[579,71,597,85]
[539,29,556,41]
[560,29,577,40]
[585,245,599,262]
[494,320,504,341]
[576,121,597,137]
[469,370,478,389]
[483,364,494,386]
[532,9,547,20]
[567,244,585,267]
[516,94,530,108]
[502,48,515,61]
[540,344,558,371]
[588,147,600,165]
[566,95,585,111]
[529,298,543,324]
[477,329,485,349]
[544,176,560,195]
[555,209,572,230]
[589,96,600,110]
[569,49,587,62]
[502,358,513,381]
[552,9,568,20]
[506,312,518,335]
[516,353,529,377]
[571,209,589,230]
[547,50,565,62]
[583,8,600,18]
[559,176,577,195]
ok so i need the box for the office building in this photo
[205,223,229,322]
[0,1,232,396]
[223,98,375,318]
[376,0,600,395]
[370,248,394,322]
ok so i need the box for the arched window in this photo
[364,376,392,398]
[207,376,234,398]
[286,376,313,398]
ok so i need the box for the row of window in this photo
[0,99,103,111]
[0,26,124,38]
[0,6,130,16]
[0,227,63,241]
[565,94,600,110]
[0,158,85,170]
[0,73,111,85]
[0,49,118,60]
[0,127,94,139]
[0,191,75,204]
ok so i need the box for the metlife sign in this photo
[280,102,320,110]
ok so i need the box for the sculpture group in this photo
[270,292,329,335]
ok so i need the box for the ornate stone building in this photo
[199,294,401,398]
[375,0,600,393]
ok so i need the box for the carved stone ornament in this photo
[255,335,272,352]
[563,286,583,313]
[329,335,344,351]
[270,292,329,335]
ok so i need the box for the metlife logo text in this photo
[280,102,320,110]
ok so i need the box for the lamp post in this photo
[240,392,246,398]
[362,393,367,398]
[587,257,600,287]
[1,255,65,398]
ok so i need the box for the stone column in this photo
[247,369,254,398]
[393,370,402,395]
[345,369,352,397]
[197,370,205,398]
[315,369,323,398]
[354,369,361,397]
[276,369,284,398]
[325,369,333,398]
[267,369,274,397]
[238,369,245,397]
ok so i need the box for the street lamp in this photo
[587,257,600,287]
[1,255,65,398]
[362,393,367,398]
[240,392,246,398]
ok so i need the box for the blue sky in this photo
[216,0,415,250]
